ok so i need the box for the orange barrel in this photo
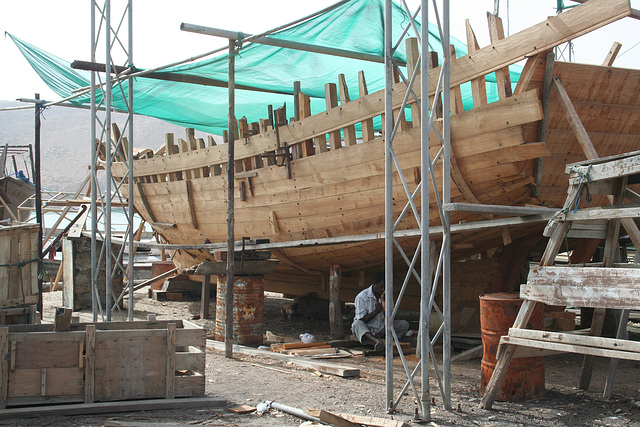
[479,292,545,401]
[150,261,176,290]
[215,275,264,346]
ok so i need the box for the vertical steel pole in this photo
[127,0,134,321]
[34,94,43,316]
[90,0,98,322]
[105,0,113,322]
[419,0,430,419]
[384,0,394,413]
[442,0,452,410]
[225,39,236,358]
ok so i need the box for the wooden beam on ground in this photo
[206,339,360,377]
[0,397,225,419]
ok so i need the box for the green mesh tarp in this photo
[8,0,521,135]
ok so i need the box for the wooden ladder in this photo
[481,150,640,409]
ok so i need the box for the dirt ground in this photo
[6,287,639,426]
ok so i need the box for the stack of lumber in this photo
[270,341,352,358]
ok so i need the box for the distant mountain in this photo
[0,101,215,192]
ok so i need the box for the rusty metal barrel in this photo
[215,275,264,346]
[150,261,175,290]
[479,292,545,401]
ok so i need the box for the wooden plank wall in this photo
[0,321,206,409]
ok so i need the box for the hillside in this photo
[0,101,214,192]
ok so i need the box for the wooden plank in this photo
[358,71,375,143]
[0,396,225,419]
[501,335,640,361]
[405,38,421,127]
[175,374,205,397]
[13,340,81,369]
[185,179,198,229]
[84,325,95,403]
[207,339,359,377]
[338,74,357,146]
[280,342,329,350]
[449,45,465,114]
[0,295,38,310]
[508,328,640,353]
[325,83,342,150]
[522,266,640,309]
[8,367,83,399]
[166,323,176,399]
[298,92,315,157]
[135,181,157,223]
[335,412,412,427]
[175,326,205,349]
[487,12,513,98]
[66,204,90,239]
[94,329,166,401]
[465,20,487,108]
[602,41,622,66]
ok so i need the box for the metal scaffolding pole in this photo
[225,38,236,359]
[383,0,451,419]
[90,0,135,322]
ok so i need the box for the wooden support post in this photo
[449,45,465,114]
[201,275,211,320]
[0,328,7,409]
[54,307,72,332]
[84,325,95,403]
[603,309,630,398]
[166,323,176,399]
[532,52,555,198]
[580,176,626,390]
[325,83,342,150]
[329,264,344,340]
[338,74,357,146]
[358,71,375,143]
[298,91,315,157]
[465,20,487,108]
[487,12,513,98]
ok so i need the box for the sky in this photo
[0,0,639,103]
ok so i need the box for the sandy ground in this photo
[6,287,639,426]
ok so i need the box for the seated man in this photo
[351,272,410,351]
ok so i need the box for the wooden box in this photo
[0,320,205,408]
[0,224,39,311]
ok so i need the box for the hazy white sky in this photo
[0,0,639,102]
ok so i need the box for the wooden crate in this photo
[0,320,205,408]
[0,225,39,311]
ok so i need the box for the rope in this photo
[571,165,593,212]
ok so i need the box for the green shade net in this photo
[8,0,521,136]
